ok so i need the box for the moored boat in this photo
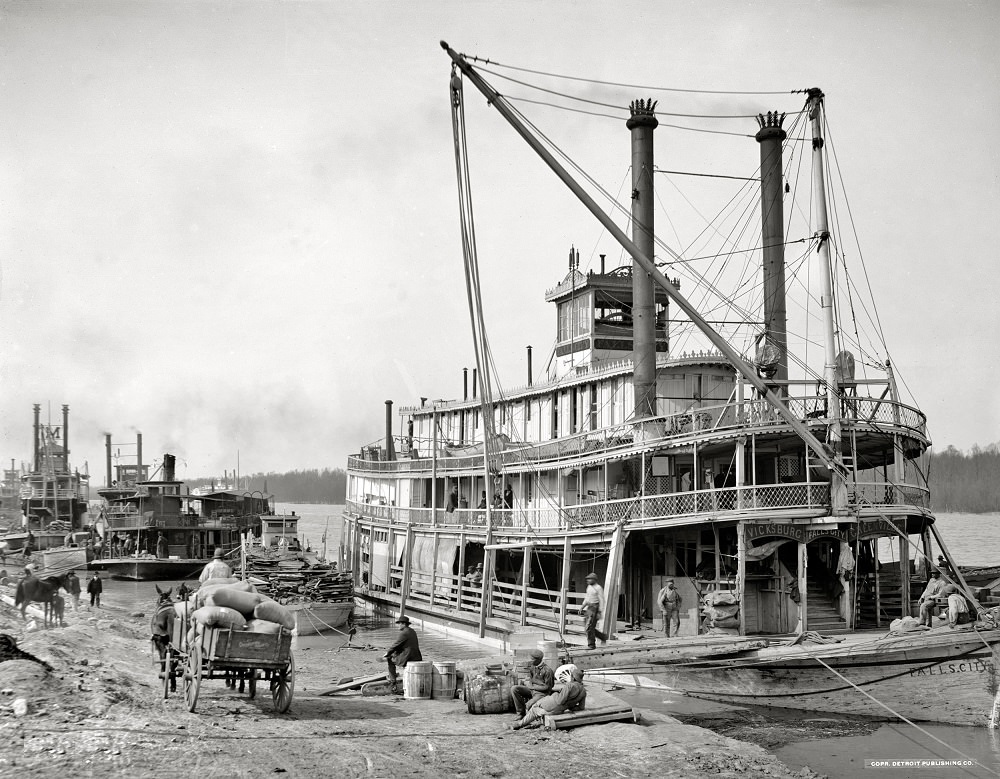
[240,512,355,636]
[341,44,998,724]
[94,434,271,581]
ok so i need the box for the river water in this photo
[96,504,1000,778]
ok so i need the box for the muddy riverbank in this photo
[0,599,825,778]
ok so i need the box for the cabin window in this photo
[570,388,578,434]
[589,383,597,430]
[551,393,558,438]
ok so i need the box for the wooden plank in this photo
[319,672,389,696]
[544,704,637,730]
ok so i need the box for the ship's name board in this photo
[908,658,994,677]
[744,523,847,543]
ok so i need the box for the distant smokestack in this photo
[163,454,176,482]
[385,400,396,461]
[527,346,533,386]
[600,254,606,274]
[33,404,40,471]
[62,405,69,469]
[463,368,468,401]
[472,368,477,399]
[137,433,143,482]
[105,434,112,488]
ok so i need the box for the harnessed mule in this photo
[151,585,177,692]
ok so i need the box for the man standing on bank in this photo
[511,648,554,720]
[579,572,607,649]
[383,614,422,694]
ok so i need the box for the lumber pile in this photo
[543,703,638,730]
[238,555,354,605]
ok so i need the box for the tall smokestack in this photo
[62,404,69,470]
[163,454,176,482]
[136,433,143,482]
[527,345,533,387]
[385,400,396,461]
[105,434,112,488]
[472,368,477,399]
[756,111,788,385]
[628,98,659,421]
[463,368,468,400]
[33,404,40,471]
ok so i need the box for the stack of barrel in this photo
[402,660,457,701]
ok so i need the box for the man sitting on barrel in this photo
[510,649,554,721]
[383,614,422,694]
[508,663,586,730]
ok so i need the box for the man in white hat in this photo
[198,547,232,583]
[383,614,422,694]
[509,664,586,731]
[579,572,607,649]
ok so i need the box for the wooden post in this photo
[736,521,746,635]
[559,534,571,635]
[601,524,627,639]
[457,531,467,610]
[520,537,531,626]
[398,524,415,620]
[798,541,808,632]
[429,531,441,608]
[898,533,910,618]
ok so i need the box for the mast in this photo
[806,88,848,514]
[440,42,843,476]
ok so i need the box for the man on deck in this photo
[917,570,945,627]
[579,572,607,649]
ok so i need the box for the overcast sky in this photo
[1,1,997,484]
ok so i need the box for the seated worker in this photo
[382,614,422,693]
[509,664,586,730]
[917,569,945,627]
[943,585,974,628]
[510,649,554,719]
[469,563,483,585]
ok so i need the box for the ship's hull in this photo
[100,557,207,581]
[2,531,67,552]
[652,628,1000,726]
[289,601,354,636]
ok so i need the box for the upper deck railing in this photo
[345,478,930,534]
[349,393,928,475]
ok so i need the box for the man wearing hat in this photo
[917,569,944,627]
[510,648,554,720]
[199,547,233,583]
[383,614,422,694]
[578,572,607,649]
[657,578,682,637]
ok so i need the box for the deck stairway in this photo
[806,578,848,634]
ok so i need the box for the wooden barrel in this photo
[403,661,433,700]
[464,672,514,714]
[431,661,457,700]
[538,640,558,668]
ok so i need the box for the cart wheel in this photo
[247,670,257,700]
[184,643,202,713]
[270,654,294,713]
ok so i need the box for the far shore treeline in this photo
[181,445,1000,513]
[186,468,346,505]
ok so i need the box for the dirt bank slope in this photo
[0,604,823,779]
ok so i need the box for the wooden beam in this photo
[544,704,637,730]
[318,672,389,696]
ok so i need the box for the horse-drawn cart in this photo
[167,616,295,714]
